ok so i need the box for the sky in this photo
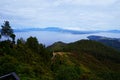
[0,0,120,30]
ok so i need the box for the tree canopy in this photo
[0,21,15,42]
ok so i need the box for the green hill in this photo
[0,38,120,80]
[49,40,120,80]
[87,35,120,51]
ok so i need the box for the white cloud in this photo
[54,0,118,6]
[0,0,120,30]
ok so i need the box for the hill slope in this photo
[0,39,120,80]
[49,40,120,80]
[87,35,120,51]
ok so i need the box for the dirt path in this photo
[51,52,70,60]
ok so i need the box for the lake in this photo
[15,31,120,46]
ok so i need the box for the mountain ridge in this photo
[87,35,120,51]
[14,27,120,34]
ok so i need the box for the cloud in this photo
[0,0,120,30]
[54,0,118,6]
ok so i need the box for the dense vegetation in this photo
[0,21,120,80]
[48,40,120,80]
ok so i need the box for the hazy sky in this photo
[0,0,120,30]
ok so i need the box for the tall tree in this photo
[1,21,15,40]
[0,34,1,39]
[10,33,16,43]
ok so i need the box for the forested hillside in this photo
[88,35,120,51]
[48,40,120,80]
[0,38,120,80]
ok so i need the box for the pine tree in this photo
[1,21,13,40]
[1,21,16,43]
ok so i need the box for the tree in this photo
[1,21,14,40]
[17,38,25,45]
[0,34,1,39]
[26,36,39,52]
[10,33,16,43]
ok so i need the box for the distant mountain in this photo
[14,28,43,32]
[43,27,62,31]
[87,35,120,51]
[107,30,120,33]
[14,27,120,34]
[14,27,101,34]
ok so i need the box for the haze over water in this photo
[15,31,120,46]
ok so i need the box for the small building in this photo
[0,72,20,80]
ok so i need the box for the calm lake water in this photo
[15,31,120,46]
